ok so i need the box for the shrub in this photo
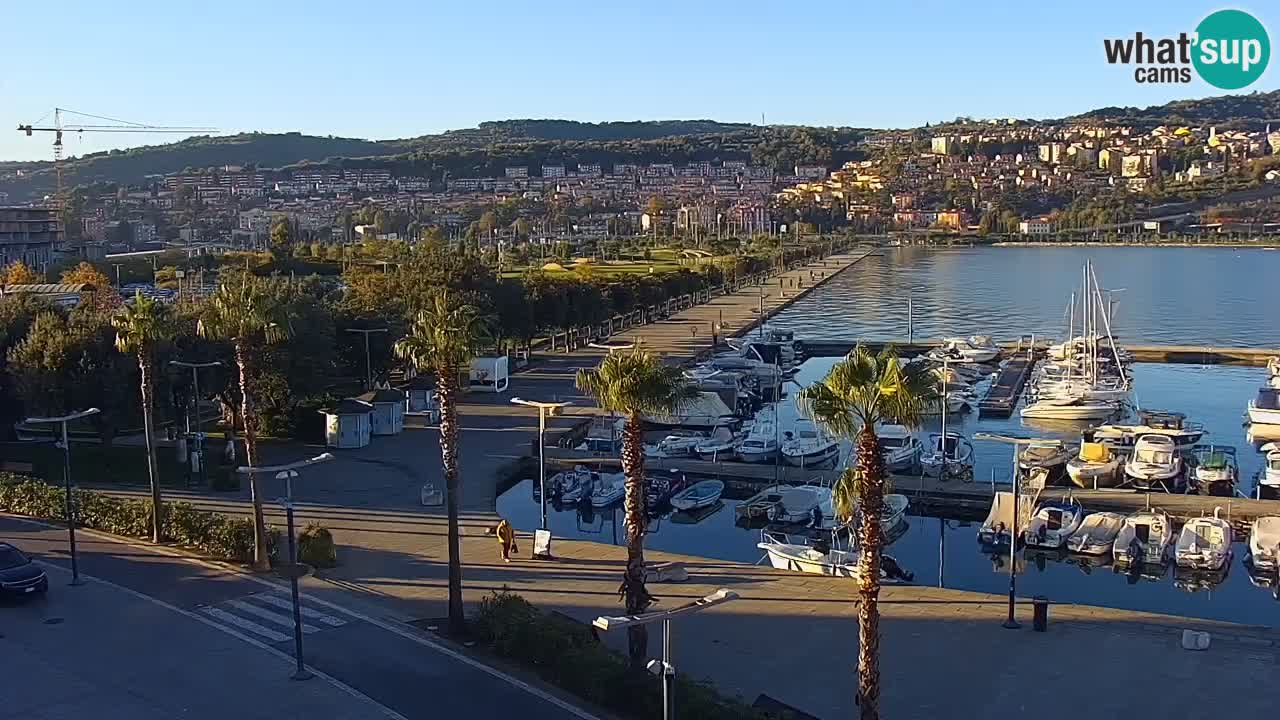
[0,473,277,565]
[297,523,337,568]
[472,590,785,720]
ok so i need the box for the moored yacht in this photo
[1023,499,1085,549]
[1113,510,1174,568]
[919,432,974,479]
[1086,410,1206,449]
[781,419,841,468]
[1066,442,1122,488]
[878,425,923,472]
[1124,434,1183,491]
[738,407,780,463]
[1249,387,1280,427]
[1189,445,1238,497]
[1017,440,1071,484]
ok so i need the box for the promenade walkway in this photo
[65,491,1280,720]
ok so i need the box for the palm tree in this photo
[575,347,696,666]
[112,291,173,544]
[393,291,490,635]
[795,346,936,720]
[197,276,288,572]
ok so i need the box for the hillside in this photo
[1070,89,1280,128]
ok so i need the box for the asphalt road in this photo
[0,515,593,720]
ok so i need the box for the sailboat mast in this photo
[940,358,948,469]
[1067,291,1075,382]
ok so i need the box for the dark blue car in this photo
[0,542,48,599]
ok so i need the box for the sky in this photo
[1,0,1276,162]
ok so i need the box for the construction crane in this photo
[17,107,216,219]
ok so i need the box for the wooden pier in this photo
[977,356,1036,418]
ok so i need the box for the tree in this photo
[269,218,295,264]
[2,261,41,285]
[112,292,174,543]
[575,348,696,666]
[197,276,290,572]
[60,262,121,311]
[795,346,935,720]
[393,291,492,635]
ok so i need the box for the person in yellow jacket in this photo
[495,518,517,562]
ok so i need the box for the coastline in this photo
[991,240,1280,248]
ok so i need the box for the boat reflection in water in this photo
[668,501,725,525]
[1115,558,1171,585]
[1173,564,1231,593]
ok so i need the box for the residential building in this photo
[931,136,957,155]
[0,206,61,270]
[542,165,566,179]
[505,166,529,179]
[1018,216,1054,235]
[891,193,915,210]
[795,165,827,179]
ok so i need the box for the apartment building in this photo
[0,206,61,270]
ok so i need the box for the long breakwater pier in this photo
[802,338,1279,366]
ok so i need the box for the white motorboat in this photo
[580,416,626,453]
[781,420,841,468]
[1020,394,1118,421]
[977,492,1025,547]
[694,426,737,461]
[645,391,738,430]
[737,408,779,463]
[1066,511,1125,555]
[922,391,973,415]
[767,483,831,523]
[878,425,923,472]
[1174,509,1233,571]
[1247,516,1280,572]
[1268,356,1280,380]
[757,531,911,582]
[1087,410,1206,450]
[1023,499,1085,549]
[1124,434,1183,491]
[705,355,782,390]
[1190,445,1238,496]
[813,492,909,533]
[669,479,724,512]
[644,431,704,458]
[589,472,626,507]
[1259,442,1280,492]
[919,432,974,479]
[1066,442,1122,489]
[936,336,1000,363]
[1113,510,1174,567]
[1018,440,1071,484]
[1249,387,1280,426]
[551,466,596,504]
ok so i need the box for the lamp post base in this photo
[291,669,313,681]
[1001,619,1021,630]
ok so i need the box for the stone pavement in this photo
[73,492,1280,719]
[0,561,393,720]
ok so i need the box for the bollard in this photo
[1032,596,1049,632]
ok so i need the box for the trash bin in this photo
[1032,595,1050,632]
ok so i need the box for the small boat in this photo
[551,467,596,504]
[580,417,625,453]
[1020,394,1118,421]
[1113,510,1174,568]
[1023,499,1085,549]
[645,431,704,458]
[1066,442,1122,489]
[919,432,974,479]
[645,471,688,511]
[1189,445,1238,497]
[921,391,973,415]
[767,483,831,524]
[781,420,841,468]
[1174,509,1233,571]
[1251,387,1280,426]
[812,492,909,533]
[1067,511,1125,555]
[735,485,787,523]
[757,530,912,582]
[878,425,923,472]
[934,336,1000,363]
[1247,516,1280,572]
[1268,356,1280,380]
[1086,410,1206,449]
[1260,443,1280,496]
[1018,440,1071,484]
[670,479,725,512]
[737,408,779,463]
[694,426,737,461]
[1124,434,1183,491]
[589,472,626,507]
[978,492,1023,547]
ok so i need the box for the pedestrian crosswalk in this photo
[197,591,347,643]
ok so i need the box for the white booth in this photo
[358,389,405,436]
[469,356,510,393]
[321,399,374,449]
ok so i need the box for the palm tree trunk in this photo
[235,342,270,572]
[619,411,653,667]
[855,427,886,720]
[437,369,465,635]
[139,353,163,543]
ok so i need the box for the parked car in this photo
[0,542,48,599]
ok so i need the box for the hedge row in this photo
[472,591,790,720]
[0,473,277,564]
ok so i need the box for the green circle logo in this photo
[1193,9,1270,89]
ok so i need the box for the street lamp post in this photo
[235,452,334,680]
[975,432,1039,630]
[170,360,221,486]
[511,397,571,559]
[344,328,388,390]
[24,408,100,586]
[594,589,739,720]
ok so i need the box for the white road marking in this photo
[227,599,319,633]
[251,592,346,626]
[199,606,291,642]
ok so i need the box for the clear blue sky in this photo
[2,0,1275,161]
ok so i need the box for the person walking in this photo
[495,518,517,562]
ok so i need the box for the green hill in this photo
[1069,89,1280,128]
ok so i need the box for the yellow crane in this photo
[17,107,216,217]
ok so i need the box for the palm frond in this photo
[394,290,493,376]
[112,291,171,355]
[796,344,939,438]
[575,347,696,417]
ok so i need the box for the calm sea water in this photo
[769,246,1280,348]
